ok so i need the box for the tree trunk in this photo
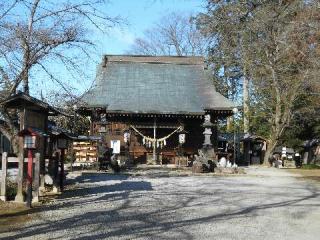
[263,139,277,166]
[11,136,20,155]
[243,74,249,133]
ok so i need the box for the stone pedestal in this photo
[192,161,204,173]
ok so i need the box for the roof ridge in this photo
[103,55,205,66]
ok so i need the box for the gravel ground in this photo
[1,167,320,240]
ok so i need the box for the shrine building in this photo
[78,55,235,164]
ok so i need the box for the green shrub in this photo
[6,179,17,201]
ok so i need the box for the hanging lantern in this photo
[24,135,37,149]
[123,129,131,143]
[179,133,185,144]
[178,129,187,144]
[19,129,38,149]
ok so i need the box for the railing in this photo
[0,151,63,204]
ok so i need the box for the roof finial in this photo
[102,56,108,67]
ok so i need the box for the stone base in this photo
[52,186,59,194]
[199,146,217,161]
[39,186,46,197]
[0,195,6,202]
[45,174,54,185]
[192,161,204,173]
[284,160,295,168]
[215,167,245,174]
[14,194,24,203]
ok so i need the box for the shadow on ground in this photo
[1,172,320,240]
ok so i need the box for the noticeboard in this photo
[110,140,120,154]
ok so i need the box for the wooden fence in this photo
[0,152,61,203]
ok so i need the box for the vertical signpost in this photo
[21,133,37,208]
[26,148,33,208]
[57,138,68,192]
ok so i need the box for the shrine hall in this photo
[78,55,235,164]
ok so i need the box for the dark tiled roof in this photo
[1,92,61,116]
[81,55,235,114]
[48,122,75,139]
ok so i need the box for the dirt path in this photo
[1,167,319,240]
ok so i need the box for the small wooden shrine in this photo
[2,92,61,156]
[241,134,267,165]
[1,92,62,201]
[78,55,235,164]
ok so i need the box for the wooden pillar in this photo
[0,152,8,201]
[212,117,218,150]
[32,153,40,203]
[39,153,46,193]
[153,118,156,162]
[26,150,33,208]
[60,149,65,192]
[41,117,49,190]
[52,152,60,193]
[15,152,24,202]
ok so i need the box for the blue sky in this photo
[96,0,205,55]
[31,0,205,100]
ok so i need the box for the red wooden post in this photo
[26,149,33,208]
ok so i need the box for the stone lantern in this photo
[202,114,214,148]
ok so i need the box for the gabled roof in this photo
[241,133,267,142]
[48,122,75,139]
[1,92,60,116]
[81,55,235,115]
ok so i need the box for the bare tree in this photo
[0,0,121,153]
[250,0,320,163]
[129,12,208,56]
[199,0,320,163]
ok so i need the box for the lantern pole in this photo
[26,149,33,208]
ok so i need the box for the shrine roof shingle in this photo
[81,55,235,115]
